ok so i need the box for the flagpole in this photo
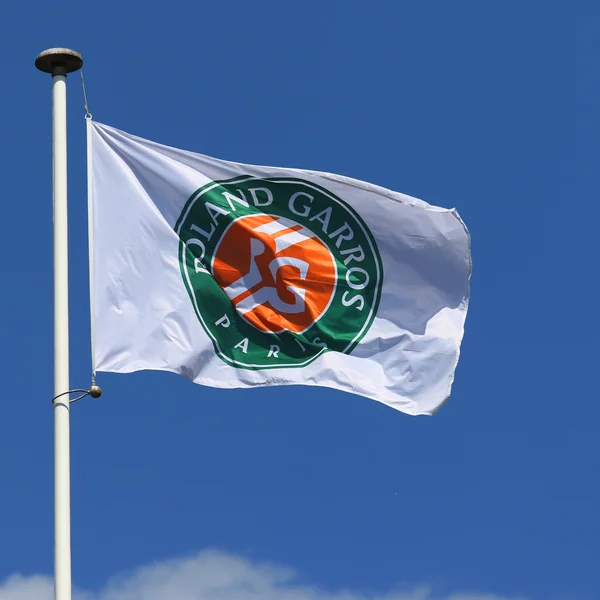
[35,48,83,600]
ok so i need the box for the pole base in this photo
[35,48,83,74]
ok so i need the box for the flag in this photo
[90,121,471,415]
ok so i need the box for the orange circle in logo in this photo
[212,214,337,334]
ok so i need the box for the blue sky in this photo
[0,1,597,599]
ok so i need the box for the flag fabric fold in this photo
[90,121,471,415]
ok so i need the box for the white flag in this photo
[90,121,471,415]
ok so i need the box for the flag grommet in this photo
[89,385,103,399]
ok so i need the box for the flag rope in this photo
[80,69,91,118]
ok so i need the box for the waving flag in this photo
[90,121,471,415]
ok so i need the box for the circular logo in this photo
[176,176,383,369]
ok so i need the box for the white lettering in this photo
[222,190,249,211]
[234,338,249,353]
[342,291,365,311]
[329,222,354,248]
[267,345,280,358]
[205,201,230,225]
[340,245,365,266]
[309,207,332,234]
[190,223,215,242]
[313,337,327,348]
[215,315,231,328]
[185,238,208,273]
[249,187,273,207]
[294,338,306,352]
[289,191,314,217]
[346,267,369,290]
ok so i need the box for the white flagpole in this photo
[35,48,83,600]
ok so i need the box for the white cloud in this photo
[0,550,528,600]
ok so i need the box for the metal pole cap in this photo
[35,48,83,74]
